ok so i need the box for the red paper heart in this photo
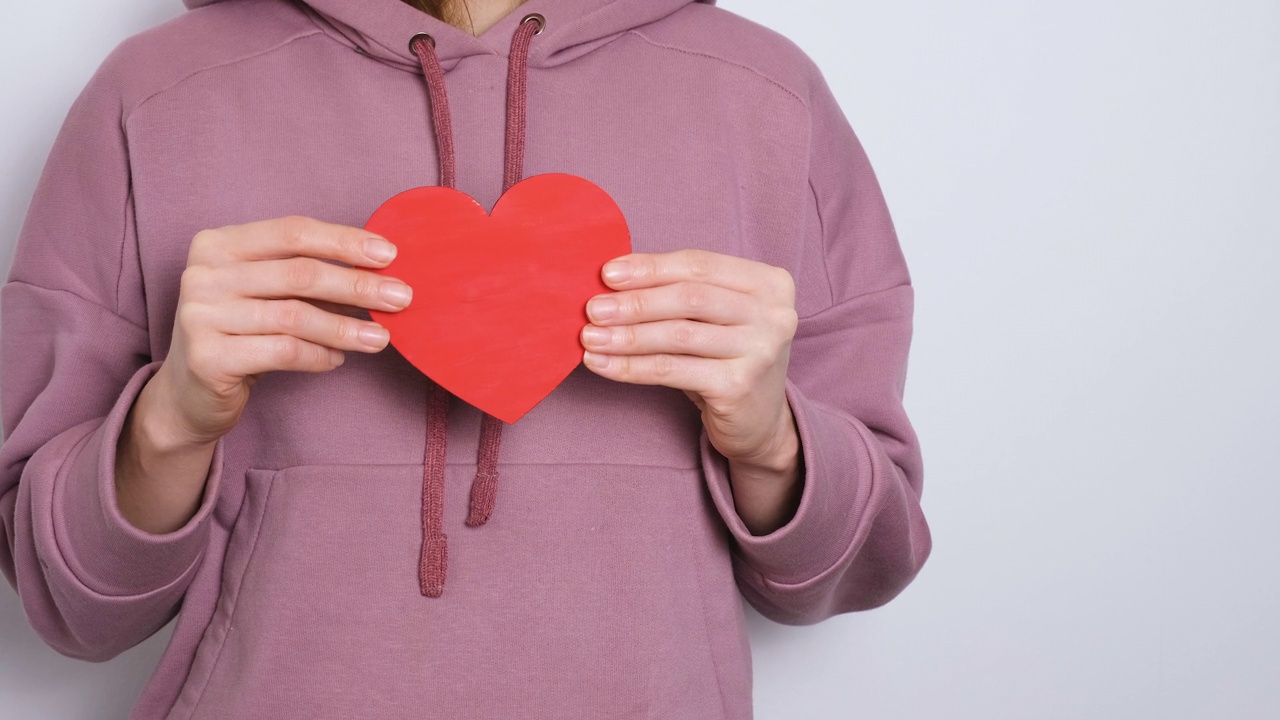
[365,173,631,423]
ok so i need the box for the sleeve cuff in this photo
[51,360,225,597]
[700,377,875,587]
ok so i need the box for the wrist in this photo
[726,401,799,477]
[132,369,220,457]
[114,371,221,535]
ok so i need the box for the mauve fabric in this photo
[0,0,932,717]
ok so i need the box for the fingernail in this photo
[581,326,611,346]
[359,324,390,348]
[583,351,609,368]
[365,238,397,263]
[381,282,412,307]
[602,260,631,283]
[587,296,617,321]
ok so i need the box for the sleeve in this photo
[0,47,226,662]
[699,67,931,626]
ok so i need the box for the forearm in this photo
[726,407,804,536]
[113,373,219,535]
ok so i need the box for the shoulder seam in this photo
[114,24,325,322]
[625,28,810,111]
[797,281,913,323]
[4,280,150,335]
[124,27,325,123]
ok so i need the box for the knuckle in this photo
[273,299,310,333]
[283,258,320,293]
[772,266,796,298]
[189,229,216,260]
[175,302,203,332]
[622,291,644,319]
[672,321,698,350]
[617,324,637,349]
[269,335,304,367]
[350,269,377,301]
[179,265,223,302]
[277,215,312,251]
[680,282,707,311]
[340,231,365,260]
[774,306,799,336]
[628,256,654,281]
[653,353,676,378]
[682,249,714,280]
[331,315,359,345]
[179,265,207,295]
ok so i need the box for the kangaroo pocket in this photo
[169,462,739,719]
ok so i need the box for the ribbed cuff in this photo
[52,360,225,597]
[700,377,873,587]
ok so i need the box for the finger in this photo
[232,256,413,312]
[581,350,723,394]
[580,320,746,359]
[191,215,398,269]
[218,334,346,377]
[585,282,752,326]
[211,298,390,353]
[601,249,792,297]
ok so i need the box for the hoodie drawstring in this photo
[409,13,544,598]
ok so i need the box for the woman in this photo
[0,0,931,717]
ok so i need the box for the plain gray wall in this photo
[2,1,1277,718]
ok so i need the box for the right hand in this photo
[150,215,412,447]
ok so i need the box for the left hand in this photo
[580,249,800,471]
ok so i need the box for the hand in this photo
[152,215,413,447]
[579,249,800,472]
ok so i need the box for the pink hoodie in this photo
[0,0,931,717]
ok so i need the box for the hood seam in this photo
[294,0,499,73]
[285,0,709,70]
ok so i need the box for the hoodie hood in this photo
[184,0,712,71]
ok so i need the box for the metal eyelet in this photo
[520,13,546,34]
[408,32,436,53]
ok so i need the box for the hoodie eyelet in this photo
[521,13,546,34]
[408,32,436,53]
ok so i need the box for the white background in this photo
[2,1,1278,718]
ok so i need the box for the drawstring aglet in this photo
[466,412,505,526]
[419,532,448,597]
[466,470,498,526]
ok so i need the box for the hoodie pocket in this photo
[169,462,736,719]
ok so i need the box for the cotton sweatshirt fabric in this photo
[0,0,931,717]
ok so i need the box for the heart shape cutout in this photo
[365,173,631,423]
